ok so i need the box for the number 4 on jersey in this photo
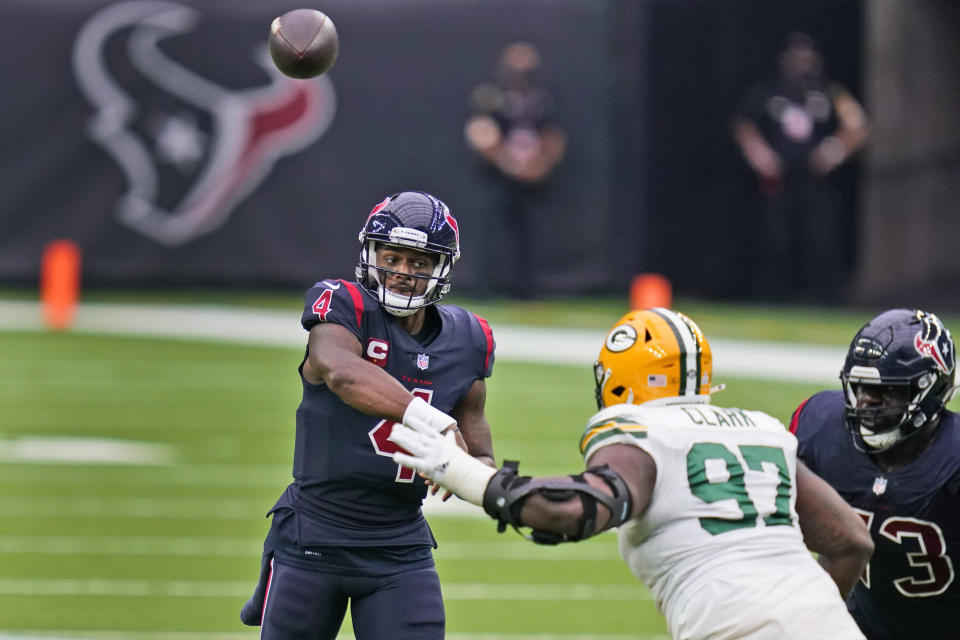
[312,288,334,320]
[369,389,434,482]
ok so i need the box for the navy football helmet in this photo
[840,308,958,451]
[356,191,460,316]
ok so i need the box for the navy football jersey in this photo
[271,279,495,548]
[791,391,960,640]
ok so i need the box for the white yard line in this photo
[0,492,488,519]
[0,535,617,560]
[0,301,845,382]
[0,633,665,640]
[0,578,650,600]
[0,437,174,465]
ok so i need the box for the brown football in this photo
[269,9,339,79]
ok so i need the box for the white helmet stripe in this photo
[650,307,701,396]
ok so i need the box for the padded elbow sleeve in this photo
[482,461,632,544]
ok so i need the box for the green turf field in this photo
[1,299,956,638]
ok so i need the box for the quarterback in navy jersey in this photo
[241,191,496,640]
[791,308,960,640]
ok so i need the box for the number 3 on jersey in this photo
[854,509,955,596]
[369,389,434,482]
[687,442,793,535]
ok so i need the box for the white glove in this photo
[402,396,456,432]
[390,419,495,506]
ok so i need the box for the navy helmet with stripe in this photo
[840,308,958,451]
[355,191,461,317]
[594,308,714,409]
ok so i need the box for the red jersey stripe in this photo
[473,314,495,372]
[789,398,810,434]
[260,557,275,635]
[342,281,365,329]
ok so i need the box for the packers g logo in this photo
[605,324,638,353]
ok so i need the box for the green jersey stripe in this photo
[580,425,648,454]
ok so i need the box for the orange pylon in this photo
[40,239,81,330]
[630,273,672,310]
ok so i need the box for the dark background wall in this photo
[1,0,957,306]
[0,0,638,296]
[641,0,864,300]
[855,0,960,309]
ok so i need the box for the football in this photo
[268,9,339,79]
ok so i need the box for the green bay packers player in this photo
[390,308,873,639]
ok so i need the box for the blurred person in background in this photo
[240,191,497,640]
[790,308,960,640]
[732,32,869,304]
[465,41,566,299]
[390,308,873,640]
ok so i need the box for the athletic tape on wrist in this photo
[441,446,497,505]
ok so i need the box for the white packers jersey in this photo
[580,401,865,640]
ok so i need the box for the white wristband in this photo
[442,447,497,505]
[403,396,457,433]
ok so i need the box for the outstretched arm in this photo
[512,444,654,538]
[302,322,456,431]
[303,323,412,420]
[390,415,653,543]
[795,461,874,598]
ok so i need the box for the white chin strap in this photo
[378,287,426,317]
[860,426,903,450]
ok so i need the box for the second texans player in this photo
[241,191,496,640]
[791,309,960,640]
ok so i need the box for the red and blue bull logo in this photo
[913,313,954,374]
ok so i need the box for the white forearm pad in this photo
[403,396,456,433]
[442,447,497,506]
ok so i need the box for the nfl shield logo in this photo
[872,476,888,496]
[416,353,430,371]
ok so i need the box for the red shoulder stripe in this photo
[789,398,810,435]
[341,281,364,329]
[473,313,495,371]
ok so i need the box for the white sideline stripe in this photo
[0,437,173,465]
[0,535,260,557]
[0,536,619,560]
[0,462,559,492]
[0,579,651,601]
[0,633,666,640]
[0,301,845,382]
[0,497,254,519]
[0,492,485,519]
[0,463,290,486]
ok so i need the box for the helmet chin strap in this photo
[860,426,904,451]
[858,409,932,452]
[379,289,422,317]
[372,272,425,317]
